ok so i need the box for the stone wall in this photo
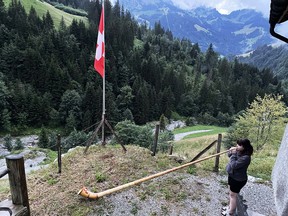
[272,124,288,216]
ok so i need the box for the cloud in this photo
[110,0,271,17]
[171,0,271,17]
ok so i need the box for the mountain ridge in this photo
[117,0,273,56]
[238,44,288,79]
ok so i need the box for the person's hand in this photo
[229,147,237,154]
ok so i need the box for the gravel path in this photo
[87,172,276,216]
[241,180,276,216]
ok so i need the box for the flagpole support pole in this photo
[101,113,106,146]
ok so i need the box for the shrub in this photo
[38,126,49,148]
[197,112,217,125]
[215,112,234,127]
[224,94,287,150]
[48,132,58,151]
[157,130,174,153]
[159,114,168,131]
[3,134,13,151]
[185,117,197,126]
[63,129,92,152]
[115,120,153,149]
[14,138,24,150]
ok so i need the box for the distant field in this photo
[173,125,227,139]
[3,0,88,28]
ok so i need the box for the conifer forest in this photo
[0,0,285,135]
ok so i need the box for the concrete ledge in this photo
[0,199,28,216]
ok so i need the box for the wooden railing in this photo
[168,133,223,172]
[0,155,30,216]
[189,134,222,172]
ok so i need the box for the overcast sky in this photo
[171,0,271,17]
[110,0,271,17]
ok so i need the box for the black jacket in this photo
[226,152,251,181]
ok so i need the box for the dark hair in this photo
[237,138,253,156]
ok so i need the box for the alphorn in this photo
[78,149,230,199]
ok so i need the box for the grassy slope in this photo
[0,145,194,215]
[173,125,227,139]
[3,0,88,28]
[0,131,277,214]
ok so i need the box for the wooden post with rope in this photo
[57,134,62,174]
[151,123,160,156]
[168,141,173,155]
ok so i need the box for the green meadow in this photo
[3,0,88,28]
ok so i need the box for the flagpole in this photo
[85,0,126,153]
[101,1,106,145]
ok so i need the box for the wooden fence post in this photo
[168,142,173,155]
[57,134,62,174]
[213,134,222,172]
[5,155,30,215]
[151,124,160,156]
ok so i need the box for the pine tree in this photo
[0,0,6,24]
[38,126,49,148]
[14,138,24,150]
[4,134,13,151]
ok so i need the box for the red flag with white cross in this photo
[94,6,105,78]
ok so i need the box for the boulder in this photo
[272,124,288,216]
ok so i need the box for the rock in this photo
[272,124,288,216]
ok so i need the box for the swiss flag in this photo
[94,6,105,78]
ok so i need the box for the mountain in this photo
[238,44,288,79]
[117,0,273,56]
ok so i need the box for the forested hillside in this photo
[3,0,88,28]
[238,44,288,79]
[0,0,285,135]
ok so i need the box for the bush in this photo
[137,125,154,149]
[224,94,287,151]
[48,132,58,151]
[170,111,183,120]
[115,120,153,149]
[114,120,138,145]
[223,122,249,149]
[14,138,24,150]
[157,130,174,153]
[185,117,197,126]
[4,134,13,151]
[122,108,134,122]
[159,114,168,131]
[38,127,49,148]
[63,129,92,152]
[197,113,217,125]
[215,112,234,127]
